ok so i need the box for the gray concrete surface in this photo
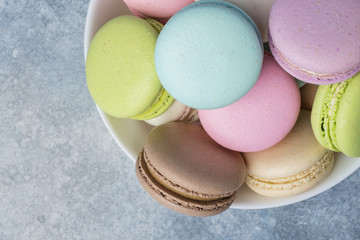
[1,1,359,239]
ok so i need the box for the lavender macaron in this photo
[268,0,360,84]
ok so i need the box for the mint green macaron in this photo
[86,15,174,120]
[311,72,360,157]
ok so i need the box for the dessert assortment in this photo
[85,0,360,216]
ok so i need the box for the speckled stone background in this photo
[1,1,360,239]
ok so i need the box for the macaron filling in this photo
[131,88,174,120]
[141,148,235,201]
[177,106,199,122]
[246,151,334,192]
[144,101,199,126]
[143,18,163,34]
[318,79,352,151]
[269,34,360,84]
[136,149,235,212]
[130,18,175,120]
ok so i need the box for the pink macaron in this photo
[268,0,360,85]
[198,54,301,152]
[123,0,194,24]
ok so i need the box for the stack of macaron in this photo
[85,0,360,216]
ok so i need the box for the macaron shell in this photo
[86,16,162,118]
[310,84,335,151]
[333,73,360,157]
[136,151,235,217]
[311,73,360,156]
[246,151,334,197]
[130,87,175,120]
[243,110,334,197]
[198,54,300,152]
[144,100,198,126]
[196,0,274,42]
[143,122,246,196]
[155,0,263,109]
[244,110,330,178]
[268,0,360,83]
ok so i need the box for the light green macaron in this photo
[86,15,174,120]
[311,72,360,157]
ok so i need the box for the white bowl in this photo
[84,0,360,209]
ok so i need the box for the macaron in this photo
[86,16,171,119]
[198,54,300,152]
[268,0,360,84]
[265,48,306,88]
[243,110,334,197]
[196,0,274,42]
[86,15,193,123]
[123,0,194,24]
[136,121,246,217]
[144,101,199,126]
[155,0,263,109]
[311,72,360,157]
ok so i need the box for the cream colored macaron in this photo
[243,110,334,197]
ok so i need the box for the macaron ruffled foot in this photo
[311,72,360,157]
[268,0,360,84]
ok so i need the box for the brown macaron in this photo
[136,121,246,217]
